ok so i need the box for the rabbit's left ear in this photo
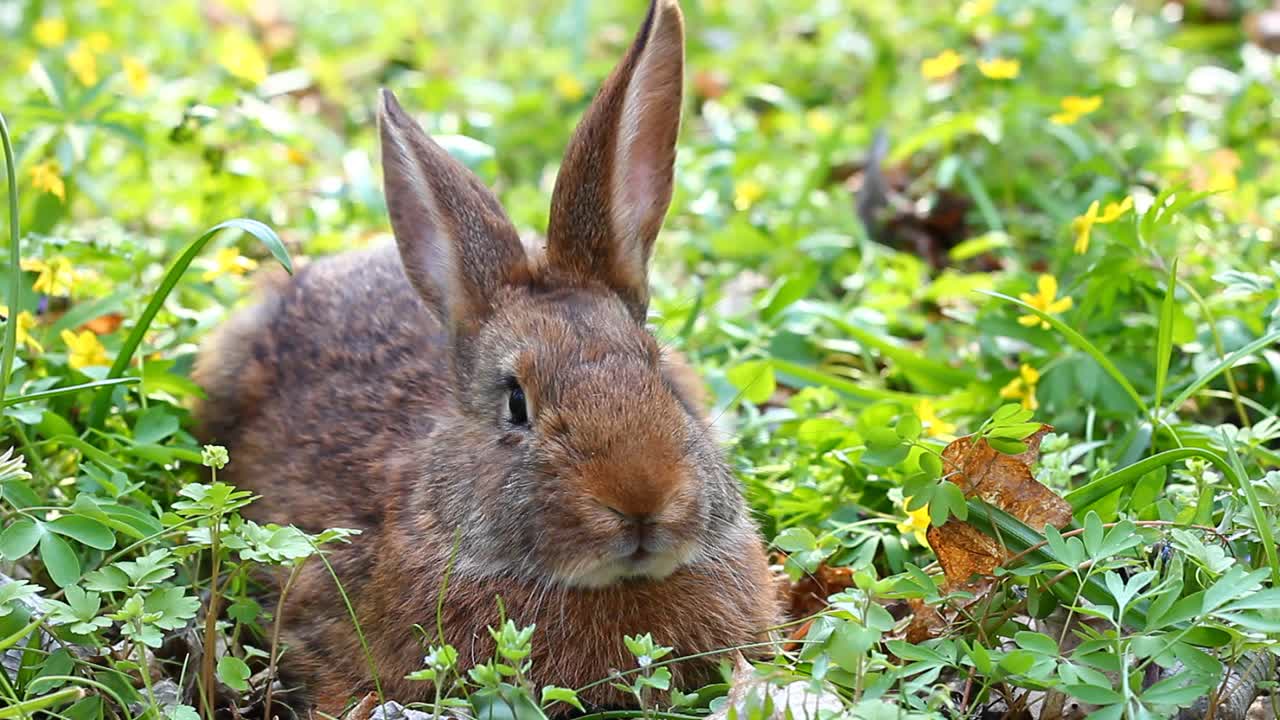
[545,0,684,322]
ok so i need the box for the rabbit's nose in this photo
[601,503,660,553]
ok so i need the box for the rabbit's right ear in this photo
[378,89,529,334]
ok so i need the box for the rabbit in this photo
[193,0,780,714]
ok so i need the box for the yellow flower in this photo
[1072,196,1132,254]
[897,499,931,546]
[915,398,957,439]
[959,0,996,20]
[921,49,965,81]
[1,306,43,354]
[22,256,78,296]
[34,17,68,47]
[60,330,108,370]
[202,247,259,281]
[733,179,765,211]
[1197,149,1241,193]
[999,364,1041,411]
[85,31,112,53]
[123,57,150,94]
[805,109,835,135]
[1017,274,1073,329]
[29,161,66,202]
[216,31,268,84]
[977,58,1020,80]
[553,73,585,102]
[67,43,99,86]
[1050,95,1102,125]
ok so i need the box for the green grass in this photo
[1,0,1279,718]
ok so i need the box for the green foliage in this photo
[1,0,1279,718]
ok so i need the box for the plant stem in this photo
[0,111,21,408]
[264,558,309,720]
[201,506,224,720]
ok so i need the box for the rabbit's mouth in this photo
[560,541,697,589]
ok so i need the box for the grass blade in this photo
[770,358,921,404]
[1166,328,1280,414]
[1153,259,1177,413]
[981,290,1148,413]
[817,310,976,389]
[1064,447,1239,511]
[0,111,20,408]
[86,219,291,428]
[3,377,140,407]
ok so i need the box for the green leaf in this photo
[1013,631,1057,656]
[86,218,293,428]
[1167,328,1280,412]
[726,360,776,405]
[981,290,1148,413]
[133,407,180,444]
[217,655,251,692]
[774,527,817,553]
[1153,259,1178,408]
[540,686,584,712]
[38,532,80,588]
[47,515,116,551]
[896,413,922,441]
[1064,684,1123,705]
[144,587,201,630]
[1141,676,1208,706]
[0,519,42,560]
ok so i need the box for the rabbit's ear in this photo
[379,89,528,333]
[546,0,684,322]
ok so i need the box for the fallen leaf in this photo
[785,562,855,620]
[902,598,947,644]
[940,426,1072,531]
[927,520,1007,588]
[82,313,124,335]
[707,653,844,720]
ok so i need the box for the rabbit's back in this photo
[195,241,445,533]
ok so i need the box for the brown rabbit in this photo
[194,0,779,714]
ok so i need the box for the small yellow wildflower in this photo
[733,179,766,211]
[897,499,931,546]
[1,306,43,354]
[29,161,66,202]
[123,57,150,94]
[553,73,585,102]
[216,31,268,84]
[977,58,1020,80]
[22,256,78,296]
[921,50,965,81]
[1195,149,1241,193]
[999,364,1041,411]
[67,43,99,86]
[34,17,68,47]
[1017,274,1073,329]
[85,31,112,53]
[915,398,957,439]
[959,0,996,20]
[60,329,108,370]
[1050,95,1102,125]
[805,109,835,135]
[202,247,259,281]
[1072,196,1132,254]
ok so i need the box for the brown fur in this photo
[194,1,778,715]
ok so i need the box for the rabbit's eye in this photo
[507,382,529,426]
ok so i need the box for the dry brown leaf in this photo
[905,427,1074,635]
[785,562,855,620]
[902,598,947,644]
[927,520,1008,588]
[940,426,1072,531]
[81,313,124,335]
